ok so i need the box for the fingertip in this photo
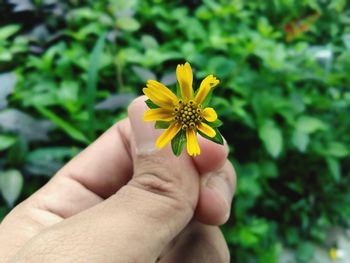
[195,161,236,226]
[128,95,148,116]
[195,187,229,225]
[193,136,229,174]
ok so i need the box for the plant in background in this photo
[143,62,223,156]
[1,0,350,262]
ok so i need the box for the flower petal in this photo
[156,122,181,149]
[143,88,174,110]
[186,128,200,156]
[197,122,216,138]
[176,62,193,102]
[202,107,218,122]
[146,80,178,105]
[194,75,219,105]
[144,108,174,122]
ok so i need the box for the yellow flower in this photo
[329,247,338,261]
[143,62,220,156]
[329,247,342,261]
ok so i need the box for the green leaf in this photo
[0,135,16,151]
[132,65,156,82]
[238,226,259,247]
[35,106,89,144]
[326,157,341,182]
[26,147,79,177]
[207,119,223,128]
[327,142,349,158]
[0,52,12,62]
[257,243,281,263]
[198,127,224,145]
[237,166,262,197]
[7,136,28,167]
[0,72,16,109]
[155,121,171,129]
[27,147,78,161]
[0,109,51,142]
[296,116,327,134]
[285,227,300,246]
[292,130,309,152]
[259,161,278,178]
[236,218,269,248]
[145,99,159,109]
[208,56,235,78]
[116,17,140,32]
[295,242,314,263]
[259,120,283,158]
[160,71,176,86]
[58,81,79,102]
[141,35,159,49]
[171,129,186,156]
[0,25,21,40]
[0,170,23,207]
[86,33,106,140]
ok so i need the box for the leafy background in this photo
[0,0,349,262]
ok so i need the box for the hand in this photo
[0,96,236,262]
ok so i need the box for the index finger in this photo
[56,119,133,198]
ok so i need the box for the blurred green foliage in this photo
[1,0,350,262]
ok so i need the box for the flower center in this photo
[174,100,202,130]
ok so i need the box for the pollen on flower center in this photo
[174,100,203,130]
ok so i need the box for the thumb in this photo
[121,96,200,260]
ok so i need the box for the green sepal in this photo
[171,129,186,156]
[201,89,213,107]
[155,121,171,129]
[176,82,181,98]
[207,119,223,128]
[198,127,224,145]
[145,99,159,109]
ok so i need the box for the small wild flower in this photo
[143,62,223,156]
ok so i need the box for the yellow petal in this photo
[176,62,193,102]
[194,75,219,105]
[146,80,178,105]
[197,122,216,138]
[186,129,200,156]
[202,107,218,122]
[329,248,337,260]
[156,122,181,149]
[144,108,174,122]
[143,88,174,110]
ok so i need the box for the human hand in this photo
[0,96,236,262]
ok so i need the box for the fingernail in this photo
[223,139,229,155]
[206,173,233,220]
[128,98,159,154]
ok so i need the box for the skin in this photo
[0,96,236,263]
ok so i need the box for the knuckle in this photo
[221,161,237,196]
[132,153,192,202]
[128,171,194,217]
[131,172,176,197]
[115,183,194,241]
[123,153,198,226]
